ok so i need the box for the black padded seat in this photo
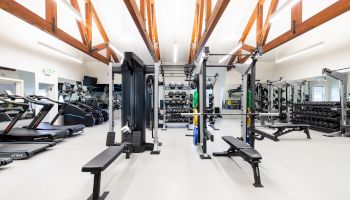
[214,136,263,187]
[82,144,126,173]
[240,148,262,159]
[222,136,251,149]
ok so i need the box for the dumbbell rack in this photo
[292,102,341,133]
[163,85,193,128]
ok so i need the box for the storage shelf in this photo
[293,113,340,121]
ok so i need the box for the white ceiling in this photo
[0,0,349,65]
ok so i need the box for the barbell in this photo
[181,112,279,117]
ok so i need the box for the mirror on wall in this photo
[222,83,242,110]
[0,67,36,122]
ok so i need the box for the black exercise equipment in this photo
[83,52,160,200]
[0,92,68,142]
[0,157,12,167]
[253,124,311,141]
[82,142,130,200]
[26,94,85,136]
[0,96,54,159]
[213,136,262,187]
[61,82,99,127]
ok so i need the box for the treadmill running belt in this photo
[0,142,51,160]
[0,128,68,142]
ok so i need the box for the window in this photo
[313,86,324,101]
[0,82,16,95]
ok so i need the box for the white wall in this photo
[272,44,350,81]
[0,37,85,123]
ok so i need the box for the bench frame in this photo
[213,137,263,187]
[82,143,131,200]
[254,125,311,141]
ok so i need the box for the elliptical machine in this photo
[60,82,96,127]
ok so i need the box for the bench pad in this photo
[240,148,262,159]
[222,136,251,149]
[82,144,126,173]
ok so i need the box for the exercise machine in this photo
[0,91,68,142]
[0,95,54,160]
[82,52,161,200]
[61,82,97,127]
[26,93,85,136]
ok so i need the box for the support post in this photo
[92,173,101,200]
[107,62,116,146]
[152,61,161,154]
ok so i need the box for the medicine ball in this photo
[177,82,183,89]
[168,91,174,97]
[169,82,176,89]
[175,91,180,97]
[181,92,187,97]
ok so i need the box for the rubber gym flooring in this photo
[0,117,349,200]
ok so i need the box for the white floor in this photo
[1,119,350,200]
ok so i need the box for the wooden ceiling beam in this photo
[91,42,108,52]
[242,43,255,52]
[85,0,92,48]
[189,1,200,63]
[140,0,146,22]
[151,1,160,60]
[256,0,263,46]
[263,0,350,53]
[111,50,119,63]
[238,55,250,63]
[124,0,157,61]
[0,0,109,64]
[91,3,109,42]
[45,0,57,30]
[196,0,205,48]
[70,0,89,46]
[192,0,230,62]
[205,0,212,28]
[228,1,266,65]
[146,0,153,44]
[291,0,302,33]
[259,0,279,45]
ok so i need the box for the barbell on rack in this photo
[181,113,280,117]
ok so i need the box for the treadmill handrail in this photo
[0,96,29,109]
[5,94,53,107]
[29,95,67,106]
[0,96,29,135]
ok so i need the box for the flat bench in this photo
[254,124,311,141]
[213,136,263,187]
[82,143,130,200]
[0,157,13,166]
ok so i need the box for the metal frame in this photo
[322,68,350,137]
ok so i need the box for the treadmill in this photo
[0,91,68,142]
[25,93,85,136]
[0,97,54,160]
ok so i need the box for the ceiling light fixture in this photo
[219,41,243,63]
[275,42,324,64]
[38,41,82,63]
[108,43,124,59]
[173,43,178,63]
[55,0,83,21]
[269,0,301,23]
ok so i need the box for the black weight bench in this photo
[254,124,311,141]
[0,157,13,166]
[82,143,130,200]
[213,136,263,187]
